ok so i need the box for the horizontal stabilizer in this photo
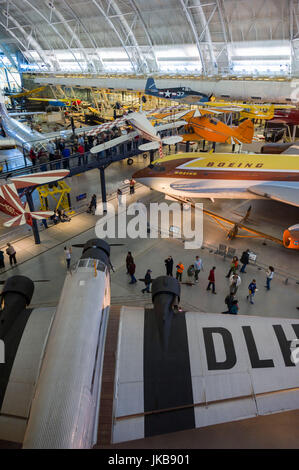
[162,135,183,145]
[11,170,70,189]
[156,120,187,132]
[3,210,53,227]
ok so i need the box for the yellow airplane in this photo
[239,104,275,120]
[196,101,295,119]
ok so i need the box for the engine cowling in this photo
[283,224,299,250]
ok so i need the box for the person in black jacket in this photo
[164,256,173,276]
[142,269,152,293]
[222,293,235,314]
[126,252,134,274]
[240,249,250,273]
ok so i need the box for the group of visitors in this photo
[221,249,275,314]
[51,209,71,225]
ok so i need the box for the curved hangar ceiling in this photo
[0,0,297,76]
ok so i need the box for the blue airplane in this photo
[145,78,212,104]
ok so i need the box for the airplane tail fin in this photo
[236,119,254,143]
[145,77,158,93]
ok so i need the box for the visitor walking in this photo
[126,252,134,274]
[240,249,250,273]
[229,273,241,295]
[88,194,97,214]
[176,262,184,282]
[164,256,173,276]
[64,246,72,270]
[226,256,239,278]
[6,243,17,266]
[129,178,136,195]
[128,262,137,284]
[117,188,123,206]
[194,256,203,282]
[187,264,195,283]
[207,266,217,294]
[141,269,152,293]
[265,266,274,290]
[247,279,257,304]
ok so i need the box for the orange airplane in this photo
[181,113,254,144]
[153,108,254,144]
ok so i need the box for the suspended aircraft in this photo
[182,112,254,144]
[270,108,299,125]
[1,240,299,449]
[133,152,299,250]
[239,104,275,120]
[89,105,187,155]
[5,86,46,99]
[0,169,69,227]
[149,108,254,144]
[0,93,99,151]
[27,97,82,107]
[145,77,211,104]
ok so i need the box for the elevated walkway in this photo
[0,138,147,179]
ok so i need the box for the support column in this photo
[26,190,40,245]
[100,167,107,214]
[150,150,155,163]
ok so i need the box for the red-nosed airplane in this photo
[0,169,70,227]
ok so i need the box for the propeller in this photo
[0,279,49,285]
[72,243,124,248]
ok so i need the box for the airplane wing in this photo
[248,182,299,208]
[108,308,299,444]
[8,111,45,117]
[146,105,187,117]
[281,144,299,155]
[9,169,70,190]
[0,300,56,445]
[8,87,46,99]
[90,131,139,154]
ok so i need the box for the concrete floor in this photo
[0,153,149,245]
[0,180,297,318]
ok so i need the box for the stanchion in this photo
[25,190,40,245]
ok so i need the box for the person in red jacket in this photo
[207,266,217,294]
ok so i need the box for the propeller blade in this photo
[72,242,124,248]
[0,279,49,285]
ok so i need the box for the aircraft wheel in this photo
[127,158,133,165]
[143,153,148,159]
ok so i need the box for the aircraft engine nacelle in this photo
[283,224,299,250]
